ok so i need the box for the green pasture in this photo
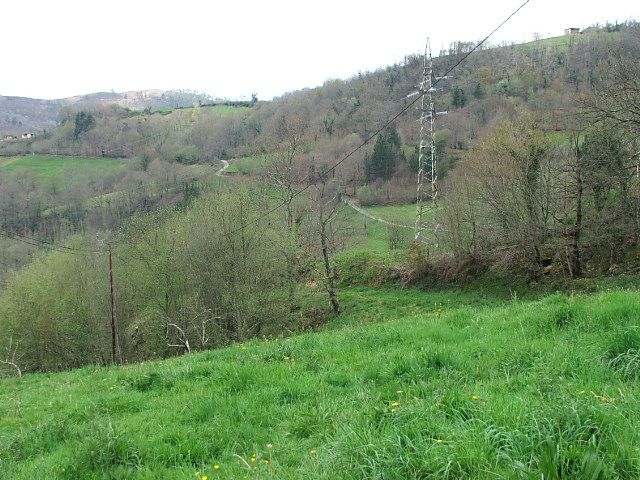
[2,286,640,479]
[0,155,126,181]
[225,155,270,175]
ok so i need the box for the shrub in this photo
[172,145,201,164]
[387,225,406,250]
[355,185,379,206]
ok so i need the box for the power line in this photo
[9,230,97,254]
[227,0,534,236]
[0,230,96,256]
[2,1,534,252]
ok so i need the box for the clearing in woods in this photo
[0,155,127,181]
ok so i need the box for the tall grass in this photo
[1,287,639,478]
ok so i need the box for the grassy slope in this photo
[152,105,250,116]
[0,155,126,180]
[200,105,251,117]
[1,287,640,479]
[339,203,418,252]
[362,204,416,227]
[225,155,269,175]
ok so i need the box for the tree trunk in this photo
[320,222,340,314]
[568,161,583,278]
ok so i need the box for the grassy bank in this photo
[1,286,639,479]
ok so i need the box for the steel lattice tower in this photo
[415,40,438,246]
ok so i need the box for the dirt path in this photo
[215,160,230,176]
[341,196,413,229]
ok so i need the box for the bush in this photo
[334,249,393,287]
[387,225,406,250]
[355,185,379,206]
[172,145,201,164]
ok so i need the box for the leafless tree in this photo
[263,113,309,311]
[166,308,217,354]
[1,336,22,377]
[582,45,640,134]
[309,178,341,314]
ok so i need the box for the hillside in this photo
[0,153,220,292]
[1,17,640,480]
[0,90,214,136]
[4,25,635,169]
[2,285,639,478]
[1,21,639,370]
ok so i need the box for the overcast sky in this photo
[1,0,637,100]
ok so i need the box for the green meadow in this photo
[339,202,420,252]
[200,105,251,116]
[2,285,640,479]
[362,203,417,227]
[225,155,269,175]
[0,155,126,181]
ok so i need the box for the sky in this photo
[0,0,637,101]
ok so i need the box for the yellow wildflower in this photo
[262,459,270,464]
[213,465,221,471]
[391,401,400,408]
[202,476,208,480]
[471,395,479,401]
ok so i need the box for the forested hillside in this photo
[0,90,217,136]
[2,17,640,480]
[4,25,634,168]
[0,22,639,373]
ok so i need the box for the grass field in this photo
[362,203,416,227]
[339,202,419,252]
[225,155,269,175]
[0,155,127,181]
[502,29,623,54]
[200,105,251,117]
[1,286,640,479]
[153,105,250,117]
[337,204,396,252]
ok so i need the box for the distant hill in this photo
[0,89,214,135]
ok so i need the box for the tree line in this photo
[0,169,345,373]
[4,23,635,191]
[438,37,640,281]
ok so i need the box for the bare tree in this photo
[309,177,341,314]
[1,336,22,377]
[166,308,217,354]
[263,113,309,311]
[583,45,640,134]
[554,136,584,278]
[462,117,551,280]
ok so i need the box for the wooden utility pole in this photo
[108,243,120,364]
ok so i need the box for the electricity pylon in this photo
[411,39,447,250]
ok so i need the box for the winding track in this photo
[215,159,230,176]
[341,196,413,230]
